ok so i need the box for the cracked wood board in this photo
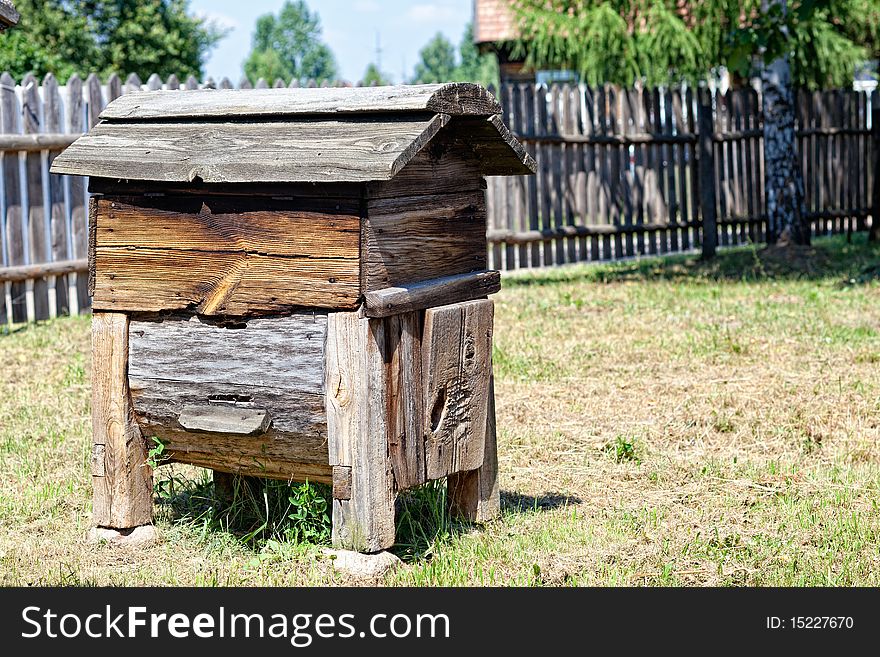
[91,196,361,314]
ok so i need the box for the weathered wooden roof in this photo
[99,83,502,120]
[51,83,536,184]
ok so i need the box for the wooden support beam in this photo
[487,222,697,245]
[213,471,264,504]
[364,270,500,318]
[325,311,396,552]
[0,133,80,152]
[422,299,494,480]
[91,312,153,529]
[514,131,698,146]
[448,374,500,523]
[385,311,426,490]
[0,258,87,284]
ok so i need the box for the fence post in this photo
[697,88,718,258]
[870,93,880,243]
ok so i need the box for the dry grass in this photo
[2,234,880,586]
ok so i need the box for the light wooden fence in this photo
[0,74,875,323]
[0,72,342,325]
[485,83,875,270]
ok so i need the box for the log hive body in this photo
[52,82,536,552]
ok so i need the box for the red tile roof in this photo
[474,0,518,44]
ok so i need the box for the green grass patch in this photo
[2,235,880,585]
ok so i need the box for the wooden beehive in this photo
[52,83,536,552]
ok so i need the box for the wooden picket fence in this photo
[0,72,358,325]
[0,73,875,323]
[485,82,875,270]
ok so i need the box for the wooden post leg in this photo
[91,311,153,529]
[325,311,396,553]
[213,471,235,504]
[213,470,263,504]
[448,373,501,523]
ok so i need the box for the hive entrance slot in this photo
[212,320,248,330]
[207,393,252,404]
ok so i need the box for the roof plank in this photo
[456,115,537,176]
[51,114,450,183]
[99,83,502,121]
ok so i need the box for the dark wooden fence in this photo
[485,82,875,270]
[0,73,875,323]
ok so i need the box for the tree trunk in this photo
[761,25,809,245]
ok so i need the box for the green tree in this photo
[361,62,390,86]
[454,22,499,88]
[412,23,499,87]
[244,1,337,85]
[511,0,878,88]
[412,32,457,83]
[0,0,224,80]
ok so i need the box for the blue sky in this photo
[190,0,474,84]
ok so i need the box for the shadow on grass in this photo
[157,469,586,563]
[501,491,582,513]
[504,234,880,289]
[391,484,583,563]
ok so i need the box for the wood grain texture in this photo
[384,312,426,490]
[44,73,69,315]
[83,118,523,198]
[0,258,87,283]
[0,72,24,322]
[365,128,485,199]
[129,314,327,411]
[88,179,364,199]
[447,374,500,522]
[52,114,449,183]
[23,73,49,320]
[332,466,353,500]
[176,450,330,483]
[0,132,80,151]
[129,315,330,478]
[364,191,488,291]
[87,197,96,297]
[92,196,361,314]
[422,299,494,479]
[364,270,500,318]
[86,73,104,129]
[453,114,537,176]
[67,74,90,311]
[91,312,154,528]
[177,405,270,435]
[325,311,396,552]
[98,83,501,120]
